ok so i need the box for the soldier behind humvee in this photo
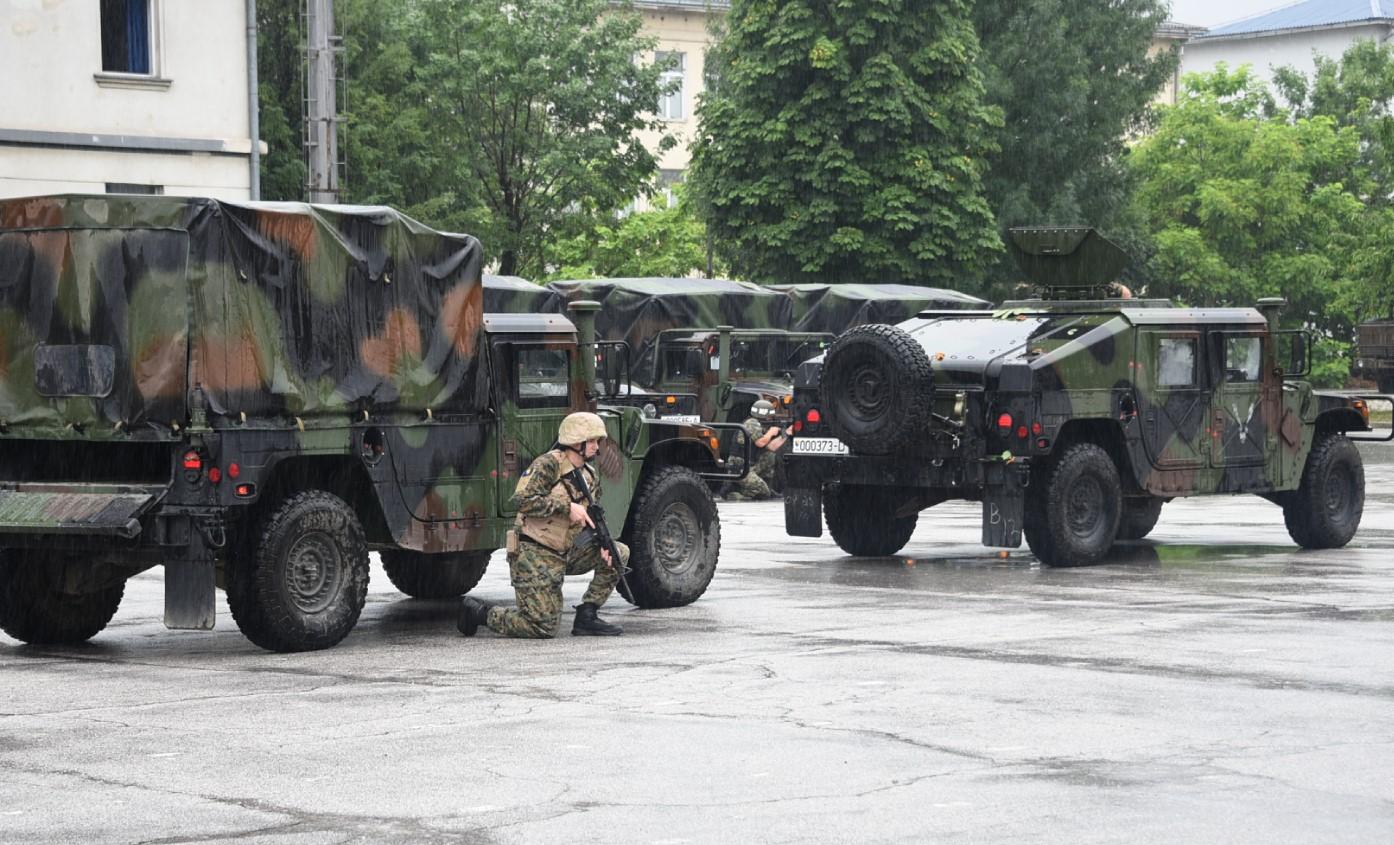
[458,412,629,638]
[724,400,788,502]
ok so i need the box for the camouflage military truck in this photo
[1354,318,1394,393]
[0,195,736,651]
[783,227,1389,566]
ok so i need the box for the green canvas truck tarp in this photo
[768,283,988,334]
[0,195,486,438]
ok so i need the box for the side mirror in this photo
[1276,330,1311,378]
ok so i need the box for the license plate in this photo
[791,437,849,456]
[663,414,701,424]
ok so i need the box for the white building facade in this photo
[0,0,261,200]
[1181,1,1394,88]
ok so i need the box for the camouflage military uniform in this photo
[485,450,630,638]
[726,417,776,501]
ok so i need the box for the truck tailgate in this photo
[0,485,161,539]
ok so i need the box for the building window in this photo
[657,52,685,120]
[658,169,684,207]
[106,183,164,195]
[101,0,152,75]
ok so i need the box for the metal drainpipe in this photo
[246,0,261,200]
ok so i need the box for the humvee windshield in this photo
[728,338,829,377]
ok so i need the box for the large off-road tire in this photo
[1116,496,1164,541]
[620,466,720,608]
[821,324,934,455]
[381,550,490,599]
[226,491,370,652]
[1284,432,1364,549]
[1024,443,1123,567]
[0,554,125,645]
[824,484,919,557]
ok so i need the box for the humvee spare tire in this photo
[620,466,720,608]
[822,324,934,455]
[382,550,490,599]
[0,553,125,645]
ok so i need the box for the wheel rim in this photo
[1066,475,1107,542]
[847,360,890,421]
[283,531,345,614]
[1324,463,1353,524]
[652,501,702,575]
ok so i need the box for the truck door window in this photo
[515,347,571,408]
[1158,338,1197,387]
[1223,336,1263,383]
[664,347,703,378]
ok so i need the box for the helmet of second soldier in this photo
[558,411,608,446]
[751,400,776,419]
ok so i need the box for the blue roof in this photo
[1200,0,1394,38]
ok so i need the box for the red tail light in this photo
[806,409,822,425]
[182,450,202,471]
[1031,421,1043,435]
[208,467,222,484]
[996,413,1013,431]
[1016,425,1028,439]
[792,420,803,433]
[227,462,241,479]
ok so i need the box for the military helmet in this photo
[751,400,777,418]
[558,411,607,446]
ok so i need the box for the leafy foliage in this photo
[689,0,1002,287]
[1129,66,1364,384]
[972,0,1175,296]
[548,188,714,280]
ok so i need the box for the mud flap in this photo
[982,477,1025,548]
[165,559,216,630]
[784,486,822,537]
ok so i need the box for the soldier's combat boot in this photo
[457,596,490,637]
[572,603,622,636]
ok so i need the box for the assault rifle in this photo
[567,467,633,596]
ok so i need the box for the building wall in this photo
[0,0,256,200]
[1181,24,1394,88]
[632,3,723,209]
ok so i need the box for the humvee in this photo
[1354,317,1394,393]
[783,227,1389,566]
[0,196,740,651]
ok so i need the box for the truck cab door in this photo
[1136,330,1209,470]
[494,341,579,516]
[1210,331,1272,475]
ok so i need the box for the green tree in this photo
[1129,66,1364,384]
[548,187,715,280]
[972,0,1176,294]
[255,0,307,201]
[689,0,1001,287]
[1273,40,1394,320]
[413,0,673,276]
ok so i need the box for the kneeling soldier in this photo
[458,412,629,638]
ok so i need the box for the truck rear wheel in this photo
[381,550,490,599]
[825,485,918,556]
[821,324,934,455]
[1025,443,1122,566]
[1284,432,1363,549]
[0,554,125,645]
[1117,496,1164,541]
[620,466,720,608]
[227,491,370,652]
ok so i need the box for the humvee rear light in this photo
[182,450,202,471]
[806,409,822,425]
[1031,421,1043,436]
[208,467,222,484]
[996,413,1013,430]
[1036,438,1050,450]
[235,483,256,498]
[793,420,803,433]
[666,395,677,405]
[228,462,241,479]
[1016,425,1028,439]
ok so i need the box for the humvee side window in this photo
[1224,336,1263,383]
[1158,338,1197,387]
[664,348,703,379]
[515,347,570,408]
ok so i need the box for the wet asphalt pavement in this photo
[3,457,1394,843]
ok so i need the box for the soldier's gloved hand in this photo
[570,502,594,527]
